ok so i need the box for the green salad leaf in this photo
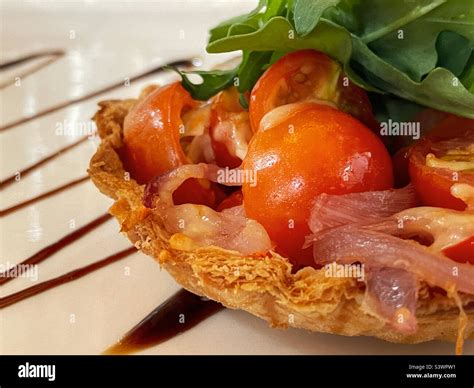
[461,53,474,92]
[208,0,287,44]
[179,0,474,119]
[237,51,273,93]
[208,0,265,43]
[206,17,384,93]
[168,67,237,101]
[208,17,352,66]
[355,0,473,82]
[167,51,273,102]
[436,31,472,77]
[294,0,341,36]
[350,37,474,118]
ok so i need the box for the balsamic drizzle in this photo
[0,247,136,309]
[0,58,192,132]
[104,289,224,355]
[0,50,65,70]
[1,53,217,354]
[0,175,89,217]
[0,213,111,285]
[0,136,89,189]
[0,50,65,89]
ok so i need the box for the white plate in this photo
[1,0,472,355]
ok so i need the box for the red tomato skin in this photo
[209,88,247,169]
[408,115,474,211]
[392,146,411,188]
[408,157,467,210]
[249,50,378,132]
[243,103,394,268]
[122,82,215,207]
[443,236,474,264]
[209,110,243,169]
[217,191,243,212]
[123,82,195,183]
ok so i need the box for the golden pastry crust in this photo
[88,93,474,346]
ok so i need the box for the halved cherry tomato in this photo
[242,103,394,268]
[392,146,411,188]
[122,82,216,206]
[217,190,243,212]
[421,114,474,139]
[249,50,378,132]
[443,236,474,264]
[408,116,474,210]
[209,88,248,169]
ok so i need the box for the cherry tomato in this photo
[408,116,474,210]
[209,88,248,169]
[443,236,474,264]
[217,190,243,212]
[392,146,411,188]
[421,114,473,139]
[249,50,378,132]
[242,103,394,268]
[122,82,215,206]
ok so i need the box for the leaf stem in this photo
[361,0,445,44]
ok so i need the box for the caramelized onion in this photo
[143,163,271,255]
[365,207,474,252]
[305,185,418,246]
[312,225,474,295]
[363,267,418,334]
[144,163,242,207]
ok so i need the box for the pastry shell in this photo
[88,90,474,346]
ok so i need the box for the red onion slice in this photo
[143,163,243,207]
[143,163,271,255]
[308,185,418,235]
[312,225,474,295]
[363,267,418,334]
